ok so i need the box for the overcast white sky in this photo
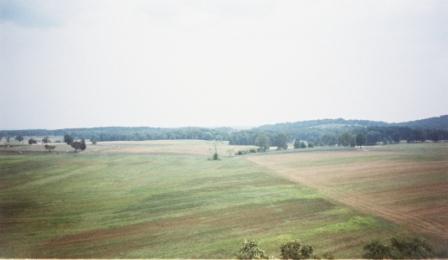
[0,0,447,129]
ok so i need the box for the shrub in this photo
[238,240,267,259]
[255,134,270,152]
[64,134,74,145]
[236,150,257,155]
[70,139,86,152]
[280,240,314,259]
[389,237,433,258]
[28,138,37,145]
[42,136,50,143]
[363,237,433,259]
[363,240,391,259]
[212,152,219,160]
[44,144,56,152]
[274,133,288,150]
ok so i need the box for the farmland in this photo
[0,140,256,156]
[248,143,448,248]
[0,141,446,258]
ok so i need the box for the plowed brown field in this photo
[248,144,448,242]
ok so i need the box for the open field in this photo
[0,141,446,258]
[248,143,448,246]
[0,140,256,157]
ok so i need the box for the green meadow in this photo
[0,142,441,258]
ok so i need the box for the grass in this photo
[0,139,256,157]
[0,142,441,258]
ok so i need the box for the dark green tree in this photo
[366,131,381,145]
[44,144,56,152]
[280,240,314,259]
[363,237,433,259]
[15,135,24,142]
[363,240,391,259]
[212,141,219,160]
[350,136,356,147]
[238,240,267,259]
[355,133,366,147]
[338,133,352,146]
[255,134,270,152]
[42,136,50,143]
[274,133,288,150]
[70,139,86,152]
[80,138,86,150]
[389,237,433,259]
[294,140,307,149]
[320,134,337,146]
[294,139,301,149]
[64,134,74,145]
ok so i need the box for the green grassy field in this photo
[0,142,443,258]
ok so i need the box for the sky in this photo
[0,0,447,130]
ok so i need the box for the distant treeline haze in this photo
[1,116,447,147]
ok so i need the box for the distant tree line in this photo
[0,127,233,143]
[320,127,448,146]
[229,126,448,148]
[1,120,447,149]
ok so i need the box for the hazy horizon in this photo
[1,0,447,130]
[1,114,447,131]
